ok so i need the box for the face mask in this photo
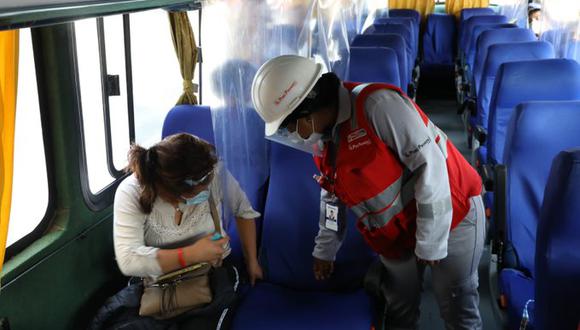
[296,118,324,145]
[182,189,210,206]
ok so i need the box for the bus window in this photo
[7,29,49,247]
[76,16,133,196]
[130,9,201,148]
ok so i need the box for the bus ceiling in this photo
[0,0,201,31]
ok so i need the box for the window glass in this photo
[131,10,183,147]
[76,18,113,193]
[103,15,131,171]
[7,29,49,246]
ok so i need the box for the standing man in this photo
[251,55,485,329]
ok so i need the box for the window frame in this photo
[75,14,135,210]
[4,27,56,261]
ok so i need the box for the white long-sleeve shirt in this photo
[113,163,260,278]
[313,85,453,261]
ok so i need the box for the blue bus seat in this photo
[536,147,580,330]
[464,23,515,78]
[389,8,421,27]
[458,8,496,47]
[487,59,580,165]
[498,101,580,329]
[474,41,554,136]
[352,34,409,92]
[231,144,376,330]
[374,17,418,57]
[348,47,401,88]
[459,15,507,58]
[161,105,266,272]
[472,28,536,96]
[364,23,415,73]
[423,14,457,65]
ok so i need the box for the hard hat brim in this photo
[265,115,288,136]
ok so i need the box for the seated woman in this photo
[100,133,262,328]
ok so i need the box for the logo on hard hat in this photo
[274,81,297,106]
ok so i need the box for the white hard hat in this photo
[252,55,323,136]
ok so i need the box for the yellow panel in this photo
[388,0,435,19]
[446,0,490,17]
[0,29,19,274]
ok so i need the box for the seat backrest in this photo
[460,7,496,23]
[459,15,508,54]
[374,17,417,55]
[423,13,457,65]
[487,59,580,164]
[364,23,414,71]
[260,144,375,290]
[536,147,580,330]
[352,34,409,90]
[465,23,515,71]
[162,105,215,144]
[475,41,555,129]
[472,28,536,93]
[348,47,401,88]
[389,9,421,27]
[503,101,580,279]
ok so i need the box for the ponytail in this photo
[127,144,157,213]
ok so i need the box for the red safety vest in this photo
[314,82,482,258]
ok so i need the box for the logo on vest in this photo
[348,139,372,151]
[403,137,431,158]
[347,128,367,143]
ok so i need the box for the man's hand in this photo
[313,257,334,280]
[246,259,264,286]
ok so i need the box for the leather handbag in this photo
[138,194,223,320]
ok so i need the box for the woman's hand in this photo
[246,258,264,286]
[313,257,334,280]
[187,234,230,264]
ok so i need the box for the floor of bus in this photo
[415,65,504,330]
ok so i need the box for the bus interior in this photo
[0,0,579,329]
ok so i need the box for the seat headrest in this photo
[388,9,421,25]
[460,7,495,22]
[161,105,214,144]
[460,15,508,51]
[484,42,555,79]
[348,47,401,87]
[494,59,580,109]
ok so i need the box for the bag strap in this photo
[208,193,222,235]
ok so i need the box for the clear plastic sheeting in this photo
[201,0,384,212]
[493,0,528,27]
[539,0,580,61]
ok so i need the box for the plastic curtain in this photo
[201,0,374,216]
[494,0,528,27]
[446,0,490,17]
[168,11,199,105]
[389,0,435,18]
[539,0,579,61]
[0,30,19,273]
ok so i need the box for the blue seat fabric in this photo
[364,23,415,73]
[464,23,515,76]
[348,47,401,88]
[500,268,535,330]
[352,34,409,91]
[374,17,418,57]
[487,59,580,165]
[472,28,536,96]
[459,15,507,56]
[423,14,456,65]
[475,41,554,132]
[535,147,580,330]
[232,144,375,329]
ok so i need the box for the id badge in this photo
[325,203,339,232]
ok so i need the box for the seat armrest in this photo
[478,163,494,192]
[473,125,487,145]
